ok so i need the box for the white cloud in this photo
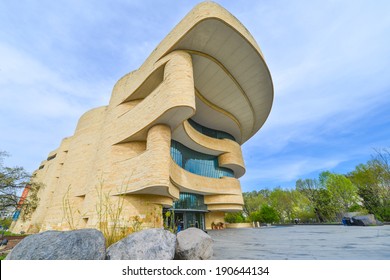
[237,1,390,189]
[242,156,343,184]
[243,0,390,154]
[0,43,111,118]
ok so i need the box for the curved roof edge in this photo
[113,1,274,143]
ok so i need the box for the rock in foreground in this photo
[106,228,176,260]
[175,228,213,260]
[6,229,106,260]
[352,214,383,226]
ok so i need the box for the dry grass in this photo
[95,181,144,247]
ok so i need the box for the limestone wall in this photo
[12,2,272,234]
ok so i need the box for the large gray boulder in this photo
[6,229,106,260]
[352,214,383,226]
[106,228,176,260]
[175,227,213,260]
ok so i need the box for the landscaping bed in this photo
[0,235,27,259]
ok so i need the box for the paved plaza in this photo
[208,225,390,259]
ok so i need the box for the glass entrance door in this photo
[165,210,205,231]
[184,211,205,230]
[167,192,207,231]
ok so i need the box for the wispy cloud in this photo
[241,156,344,190]
[238,0,390,189]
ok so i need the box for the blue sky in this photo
[1,0,389,192]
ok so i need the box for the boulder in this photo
[106,228,176,260]
[175,227,213,260]
[6,229,106,260]
[352,214,382,226]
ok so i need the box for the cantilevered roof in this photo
[118,1,273,144]
[162,2,273,144]
[170,20,273,143]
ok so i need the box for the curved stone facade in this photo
[11,2,273,233]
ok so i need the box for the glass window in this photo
[173,192,207,210]
[188,119,235,141]
[171,140,234,178]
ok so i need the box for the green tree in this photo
[296,178,321,203]
[323,172,359,214]
[0,217,12,229]
[224,212,246,223]
[349,149,390,221]
[314,188,337,222]
[242,190,269,216]
[269,188,295,223]
[0,151,41,221]
[290,190,315,222]
[243,188,315,224]
[296,178,337,222]
[258,204,279,223]
[250,204,279,223]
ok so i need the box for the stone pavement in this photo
[208,225,390,259]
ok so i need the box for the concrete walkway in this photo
[208,225,390,259]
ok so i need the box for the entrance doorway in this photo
[164,192,207,231]
[163,209,206,231]
[177,211,205,230]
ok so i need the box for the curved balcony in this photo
[172,119,245,178]
[170,158,242,195]
[170,159,244,210]
[170,140,234,179]
[111,51,196,144]
[111,125,179,200]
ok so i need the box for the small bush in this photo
[224,212,246,223]
[0,217,12,229]
[250,205,280,224]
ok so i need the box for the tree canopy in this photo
[349,149,390,221]
[0,151,41,221]
[225,148,390,224]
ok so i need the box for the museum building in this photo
[11,2,273,233]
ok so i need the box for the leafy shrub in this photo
[224,212,246,223]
